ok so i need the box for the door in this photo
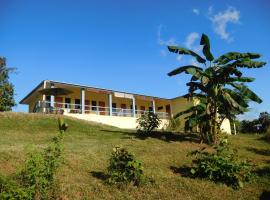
[140,106,145,114]
[121,104,127,116]
[166,104,171,118]
[85,100,90,113]
[55,97,63,108]
[65,98,71,109]
[98,101,106,115]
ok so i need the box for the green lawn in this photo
[0,112,270,200]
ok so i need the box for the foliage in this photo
[188,139,252,189]
[107,146,147,186]
[168,33,266,144]
[0,175,32,200]
[136,112,161,135]
[166,117,182,132]
[0,57,16,111]
[259,112,270,133]
[240,112,270,133]
[264,127,270,143]
[0,118,68,199]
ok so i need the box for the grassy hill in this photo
[0,112,270,200]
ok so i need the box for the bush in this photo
[188,139,252,189]
[166,117,182,132]
[136,112,161,135]
[107,146,147,186]
[0,175,32,200]
[264,127,270,143]
[0,118,68,199]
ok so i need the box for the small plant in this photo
[166,117,182,132]
[136,112,161,135]
[187,139,252,189]
[107,146,147,186]
[0,118,68,199]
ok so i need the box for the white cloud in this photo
[160,49,167,57]
[185,32,200,49]
[192,8,200,15]
[176,55,183,61]
[208,6,213,15]
[157,25,177,46]
[209,7,240,42]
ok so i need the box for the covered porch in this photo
[32,81,171,120]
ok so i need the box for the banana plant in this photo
[168,34,266,144]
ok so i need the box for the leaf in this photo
[230,83,262,103]
[168,46,206,63]
[214,52,262,64]
[227,77,255,83]
[168,65,203,76]
[234,60,266,68]
[200,33,214,61]
[190,168,196,175]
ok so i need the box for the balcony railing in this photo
[33,101,169,119]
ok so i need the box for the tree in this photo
[0,57,16,111]
[258,112,270,133]
[167,33,266,144]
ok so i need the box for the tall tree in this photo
[168,34,266,144]
[0,57,16,111]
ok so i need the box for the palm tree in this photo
[168,34,266,144]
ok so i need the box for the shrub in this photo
[136,112,161,135]
[107,146,146,186]
[0,118,68,199]
[264,127,270,143]
[188,139,252,189]
[166,117,182,132]
[0,175,32,200]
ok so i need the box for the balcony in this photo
[33,101,169,119]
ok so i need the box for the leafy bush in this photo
[166,117,182,132]
[264,127,270,143]
[107,146,146,186]
[0,118,68,199]
[0,175,32,200]
[188,139,252,189]
[136,112,161,135]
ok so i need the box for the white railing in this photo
[34,101,169,119]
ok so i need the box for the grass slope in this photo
[0,112,270,200]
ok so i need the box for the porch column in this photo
[132,96,136,117]
[152,100,156,114]
[81,88,85,114]
[109,93,112,116]
[50,83,55,108]
[42,81,47,113]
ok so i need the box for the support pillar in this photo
[132,96,136,117]
[81,88,85,114]
[109,93,113,116]
[152,100,156,114]
[42,81,47,113]
[50,83,55,108]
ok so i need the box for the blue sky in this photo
[1,0,269,120]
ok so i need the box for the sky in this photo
[0,0,269,120]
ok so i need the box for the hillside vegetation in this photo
[0,112,270,199]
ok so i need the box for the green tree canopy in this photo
[0,57,16,111]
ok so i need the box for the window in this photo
[149,106,153,111]
[45,96,51,108]
[65,98,71,108]
[75,99,81,109]
[92,101,97,111]
[157,106,163,110]
[112,103,117,114]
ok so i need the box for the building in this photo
[20,80,231,133]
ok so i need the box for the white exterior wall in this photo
[64,113,169,130]
[220,118,231,135]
